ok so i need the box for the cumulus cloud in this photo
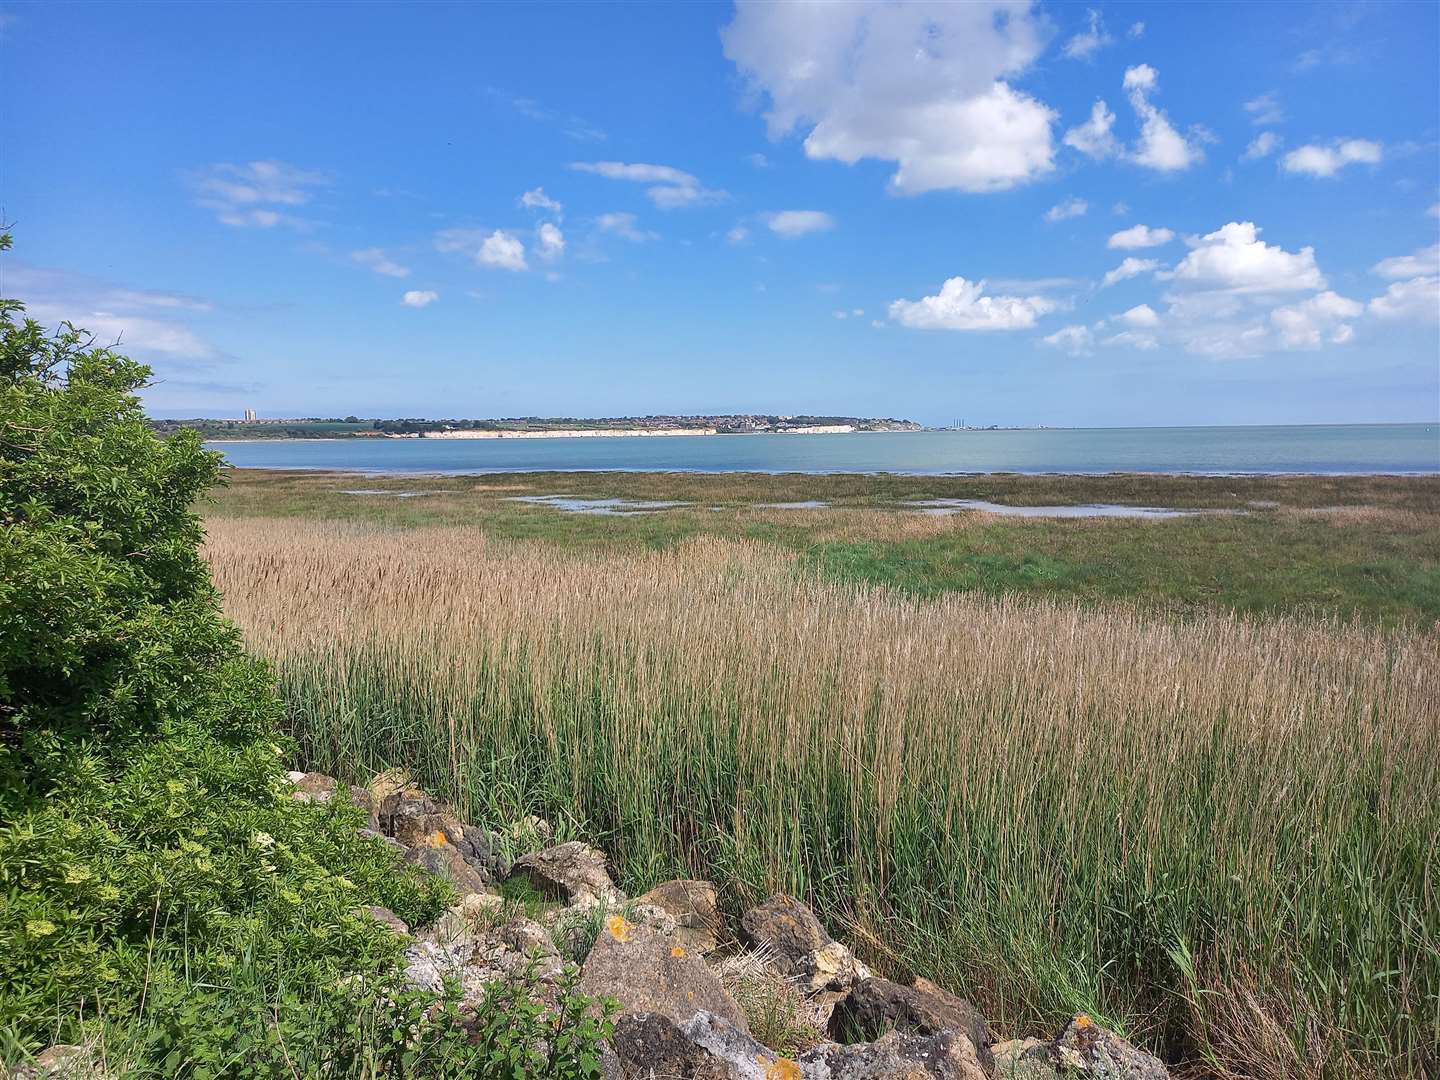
[519,187,563,215]
[1166,221,1324,294]
[766,210,835,238]
[1042,324,1094,355]
[1101,257,1161,287]
[1243,92,1285,126]
[401,290,439,308]
[1063,9,1112,60]
[1269,291,1361,347]
[1118,303,1160,327]
[1371,244,1439,280]
[351,248,411,278]
[1242,132,1281,162]
[1128,21,1145,38]
[1281,139,1382,177]
[535,222,565,261]
[1124,65,1203,172]
[725,224,751,245]
[569,161,726,208]
[1063,100,1121,160]
[721,0,1056,195]
[191,159,328,228]
[890,277,1056,331]
[1044,197,1088,223]
[1108,224,1174,249]
[1368,276,1440,321]
[596,212,657,242]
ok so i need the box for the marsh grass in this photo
[206,516,1440,1079]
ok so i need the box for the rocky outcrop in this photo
[512,841,624,907]
[637,879,723,955]
[740,893,832,972]
[830,976,993,1072]
[579,917,749,1032]
[1049,1015,1169,1079]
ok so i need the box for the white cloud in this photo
[519,187,563,215]
[569,161,726,209]
[28,302,217,359]
[1112,201,1130,216]
[1063,9,1112,60]
[1242,132,1281,162]
[1128,21,1145,38]
[1108,224,1174,249]
[1281,139,1382,178]
[595,212,657,242]
[1429,203,1440,219]
[1243,92,1285,126]
[191,160,328,228]
[351,248,411,278]
[401,290,439,308]
[1124,65,1203,172]
[478,230,528,271]
[1042,324,1094,355]
[721,0,1056,195]
[536,222,565,261]
[1101,257,1161,287]
[726,225,751,245]
[1368,276,1440,321]
[747,152,770,168]
[1166,222,1324,294]
[889,277,1056,331]
[1102,329,1159,350]
[1269,291,1361,348]
[1371,244,1439,280]
[766,210,835,238]
[1044,197,1088,223]
[1063,100,1120,160]
[1118,303,1160,327]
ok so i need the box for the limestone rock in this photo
[512,841,623,907]
[578,917,748,1032]
[405,914,563,1007]
[1049,1015,1169,1079]
[830,976,993,1072]
[289,772,338,804]
[802,1028,988,1080]
[637,879,722,955]
[795,940,866,994]
[378,789,437,837]
[739,893,832,976]
[405,840,495,898]
[348,785,380,831]
[992,1038,1057,1078]
[608,1013,738,1080]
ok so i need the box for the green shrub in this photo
[0,232,611,1076]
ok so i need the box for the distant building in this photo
[243,408,256,423]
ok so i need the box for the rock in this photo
[405,840,495,898]
[1049,1015,1168,1079]
[992,1039,1057,1078]
[357,827,406,855]
[795,940,866,994]
[739,893,832,977]
[578,916,748,1032]
[829,976,993,1072]
[450,818,511,880]
[512,841,623,907]
[504,814,554,854]
[637,879,722,955]
[12,1045,100,1079]
[378,789,437,837]
[348,785,381,830]
[289,772,338,804]
[357,905,410,938]
[405,914,563,1007]
[608,1011,987,1080]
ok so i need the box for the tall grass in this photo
[206,517,1440,1079]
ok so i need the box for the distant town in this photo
[149,413,927,440]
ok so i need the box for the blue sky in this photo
[3,1,1437,426]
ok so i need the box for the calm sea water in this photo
[208,423,1439,476]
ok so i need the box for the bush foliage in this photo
[0,232,609,1076]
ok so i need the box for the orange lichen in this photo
[764,1058,802,1080]
[607,914,633,942]
[1075,1014,1093,1028]
[671,946,686,958]
[424,830,449,848]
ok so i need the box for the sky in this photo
[2,1,1438,427]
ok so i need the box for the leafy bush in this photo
[0,233,611,1076]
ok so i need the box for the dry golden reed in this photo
[206,517,1440,1080]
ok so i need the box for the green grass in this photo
[207,468,1440,625]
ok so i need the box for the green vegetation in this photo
[0,235,610,1077]
[208,468,1440,625]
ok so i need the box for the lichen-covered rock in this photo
[404,914,563,1007]
[1049,1015,1168,1079]
[289,772,338,804]
[739,893,832,976]
[405,839,495,898]
[992,1038,1057,1078]
[378,789,437,837]
[512,841,623,907]
[578,917,748,1032]
[637,879,723,955]
[608,1010,987,1080]
[830,976,994,1072]
[348,784,380,831]
[794,940,867,994]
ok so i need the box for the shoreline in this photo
[216,463,1440,478]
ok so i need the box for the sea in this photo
[207,423,1439,476]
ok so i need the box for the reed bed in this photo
[206,517,1440,1079]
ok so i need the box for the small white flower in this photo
[252,832,275,849]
